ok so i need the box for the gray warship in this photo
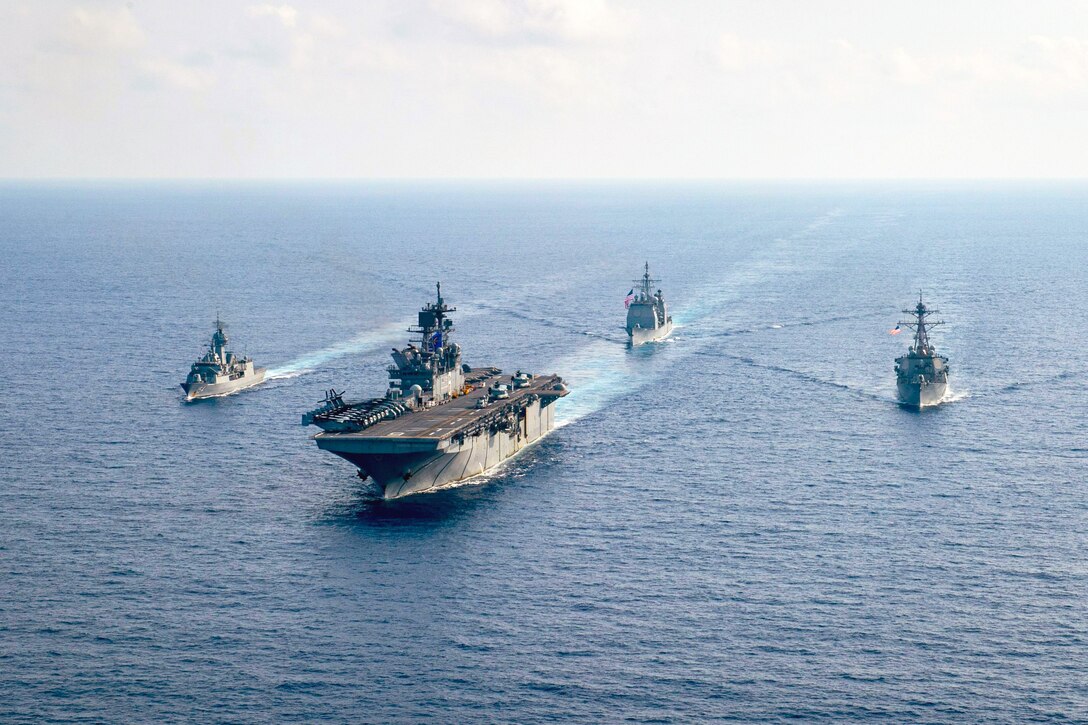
[894,294,950,408]
[181,316,266,400]
[302,284,569,499]
[625,262,673,345]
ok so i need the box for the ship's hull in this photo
[182,368,267,400]
[628,320,673,346]
[896,379,947,408]
[316,398,557,499]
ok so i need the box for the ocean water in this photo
[1,181,1086,722]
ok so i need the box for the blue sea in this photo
[1,181,1086,722]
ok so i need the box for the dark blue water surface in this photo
[1,181,1086,722]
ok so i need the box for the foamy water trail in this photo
[554,340,627,426]
[943,387,970,404]
[552,208,852,425]
[554,338,682,427]
[266,321,407,379]
[803,207,844,232]
[266,307,493,381]
[672,208,846,329]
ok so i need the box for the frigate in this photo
[893,294,950,408]
[625,262,673,345]
[302,284,568,499]
[181,316,266,400]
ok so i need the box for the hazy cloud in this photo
[45,6,145,56]
[136,58,216,92]
[714,33,1088,99]
[715,34,785,73]
[427,0,630,45]
[2,1,1087,178]
[1014,35,1088,92]
[247,4,298,29]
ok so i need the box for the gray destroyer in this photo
[303,284,569,499]
[625,262,673,345]
[181,317,266,400]
[894,295,950,408]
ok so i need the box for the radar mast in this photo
[896,291,944,355]
[407,281,456,351]
[633,261,661,300]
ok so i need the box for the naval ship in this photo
[181,316,266,400]
[302,284,569,499]
[625,262,673,345]
[893,295,950,408]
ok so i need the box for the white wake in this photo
[266,321,407,380]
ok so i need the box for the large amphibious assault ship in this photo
[625,262,673,345]
[181,317,266,400]
[303,284,569,499]
[893,295,950,408]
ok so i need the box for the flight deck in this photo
[312,368,567,443]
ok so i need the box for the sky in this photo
[1,0,1087,179]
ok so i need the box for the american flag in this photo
[624,289,635,308]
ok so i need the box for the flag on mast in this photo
[888,325,902,335]
[624,289,635,308]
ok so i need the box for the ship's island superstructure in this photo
[625,262,673,345]
[303,284,568,499]
[894,295,950,408]
[181,316,266,400]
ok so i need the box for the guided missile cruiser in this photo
[625,262,673,345]
[181,316,266,400]
[893,294,950,408]
[302,284,569,499]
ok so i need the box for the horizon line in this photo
[2,176,1088,183]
